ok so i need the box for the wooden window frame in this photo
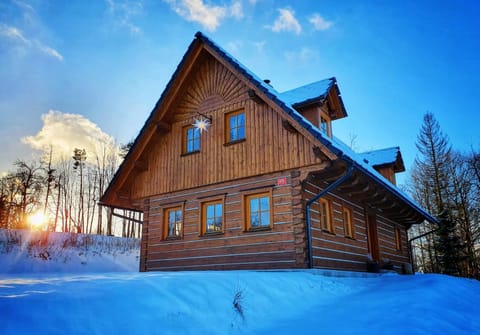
[319,111,332,138]
[342,206,354,238]
[225,109,246,144]
[243,190,273,231]
[200,198,225,236]
[163,205,184,240]
[395,227,402,251]
[319,198,333,233]
[182,125,200,155]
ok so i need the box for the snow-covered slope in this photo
[1,229,479,334]
[1,271,479,335]
[0,229,140,273]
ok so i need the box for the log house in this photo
[100,32,438,273]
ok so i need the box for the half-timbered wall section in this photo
[129,55,323,200]
[140,171,305,271]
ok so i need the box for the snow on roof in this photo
[103,32,437,224]
[278,79,334,107]
[197,32,437,224]
[359,147,401,167]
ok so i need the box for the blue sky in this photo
[1,0,479,186]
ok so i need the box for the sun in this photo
[28,211,46,230]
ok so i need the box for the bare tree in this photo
[72,148,87,233]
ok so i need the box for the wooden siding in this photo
[302,180,410,272]
[129,55,322,200]
[140,172,305,271]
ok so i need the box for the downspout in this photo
[305,161,355,268]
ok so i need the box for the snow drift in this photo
[0,229,479,334]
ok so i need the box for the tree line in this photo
[409,112,480,279]
[0,142,141,238]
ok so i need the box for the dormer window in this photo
[320,112,332,138]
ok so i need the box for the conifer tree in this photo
[411,112,464,275]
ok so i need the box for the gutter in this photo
[305,161,354,268]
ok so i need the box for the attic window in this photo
[225,109,246,143]
[320,112,332,138]
[183,125,200,154]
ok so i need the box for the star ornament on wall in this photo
[193,117,211,133]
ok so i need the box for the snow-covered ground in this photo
[1,229,479,335]
[0,229,139,273]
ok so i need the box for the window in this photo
[343,207,354,238]
[319,198,332,232]
[226,110,245,143]
[183,125,200,154]
[319,112,332,138]
[245,192,271,230]
[164,207,183,239]
[395,227,402,251]
[201,200,223,234]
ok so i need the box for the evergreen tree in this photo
[414,112,451,213]
[411,112,464,275]
[434,210,464,276]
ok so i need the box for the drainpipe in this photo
[305,161,355,268]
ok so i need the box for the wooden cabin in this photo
[100,32,437,273]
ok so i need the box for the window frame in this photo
[395,227,402,251]
[200,198,225,236]
[319,111,332,138]
[182,125,201,155]
[342,206,354,238]
[225,109,246,144]
[319,198,333,233]
[163,206,184,240]
[243,190,273,231]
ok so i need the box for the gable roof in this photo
[100,31,437,225]
[359,147,405,172]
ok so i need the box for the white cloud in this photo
[309,13,333,31]
[230,1,244,19]
[22,111,118,164]
[164,0,226,31]
[106,0,143,35]
[0,24,30,44]
[268,8,301,35]
[164,0,246,31]
[0,23,64,61]
[35,42,64,61]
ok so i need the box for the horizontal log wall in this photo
[141,172,305,271]
[130,55,322,200]
[302,181,410,272]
